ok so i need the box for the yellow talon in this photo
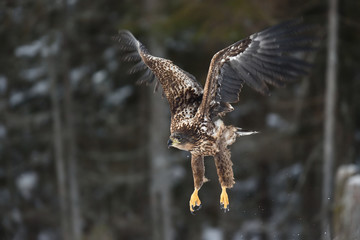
[220,187,229,212]
[189,189,201,214]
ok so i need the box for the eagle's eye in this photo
[170,133,187,144]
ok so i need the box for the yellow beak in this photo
[167,137,180,148]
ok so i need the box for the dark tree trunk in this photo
[61,0,82,239]
[322,0,339,238]
[49,53,71,240]
[144,0,174,239]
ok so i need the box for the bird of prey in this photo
[115,19,315,214]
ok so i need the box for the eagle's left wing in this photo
[197,19,316,118]
[114,30,203,117]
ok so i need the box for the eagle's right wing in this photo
[197,19,317,118]
[114,30,203,117]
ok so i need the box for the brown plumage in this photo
[115,19,316,213]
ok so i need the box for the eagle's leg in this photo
[190,154,205,214]
[214,147,234,212]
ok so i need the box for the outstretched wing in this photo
[114,30,203,116]
[198,19,316,117]
[114,30,156,85]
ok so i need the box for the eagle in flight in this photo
[115,19,315,214]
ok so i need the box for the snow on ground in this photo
[28,80,49,97]
[16,172,38,200]
[104,85,133,106]
[70,65,91,87]
[92,70,108,85]
[20,66,46,81]
[15,33,61,59]
[9,91,26,107]
[15,39,44,58]
[202,226,223,240]
[266,113,290,130]
[347,175,360,187]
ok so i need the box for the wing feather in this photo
[137,69,155,85]
[197,19,317,117]
[114,30,204,116]
[241,60,286,88]
[114,30,156,85]
[128,60,148,74]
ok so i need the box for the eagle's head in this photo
[168,132,196,151]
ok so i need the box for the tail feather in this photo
[236,128,258,137]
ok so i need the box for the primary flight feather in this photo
[115,19,316,214]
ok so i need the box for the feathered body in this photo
[115,19,316,213]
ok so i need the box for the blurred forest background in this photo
[1,0,360,239]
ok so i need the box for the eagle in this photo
[115,19,315,214]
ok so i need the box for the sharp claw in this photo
[189,189,202,214]
[193,204,202,211]
[220,204,230,213]
[220,187,230,213]
[190,203,202,214]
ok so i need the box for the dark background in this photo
[1,0,360,239]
